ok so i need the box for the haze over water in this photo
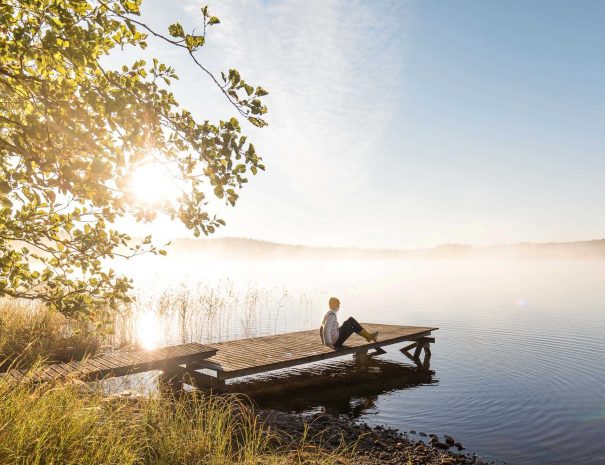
[123,251,605,465]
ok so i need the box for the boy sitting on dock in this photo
[320,297,378,347]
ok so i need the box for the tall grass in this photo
[0,280,315,373]
[118,279,316,348]
[0,299,103,371]
[0,374,349,465]
[0,294,350,464]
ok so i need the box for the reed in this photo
[0,299,103,371]
[117,280,316,348]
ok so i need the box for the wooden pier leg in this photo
[353,349,370,366]
[421,340,432,370]
[400,337,435,371]
[412,340,424,361]
[182,365,226,391]
[400,341,423,368]
[399,342,419,365]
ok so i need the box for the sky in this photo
[120,0,605,249]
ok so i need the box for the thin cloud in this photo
[186,0,409,208]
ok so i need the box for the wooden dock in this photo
[0,323,437,388]
[1,343,216,383]
[185,323,437,387]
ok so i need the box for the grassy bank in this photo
[0,375,347,465]
[0,299,103,371]
[0,300,348,465]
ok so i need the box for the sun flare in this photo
[135,311,161,350]
[130,163,181,205]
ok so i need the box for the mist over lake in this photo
[120,243,605,465]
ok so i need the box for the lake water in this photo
[122,256,605,465]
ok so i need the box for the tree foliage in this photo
[0,0,268,321]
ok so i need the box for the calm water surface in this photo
[124,257,605,465]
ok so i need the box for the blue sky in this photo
[124,0,605,249]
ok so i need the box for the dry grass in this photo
[0,299,104,371]
[0,373,351,465]
[118,280,315,347]
[0,297,350,465]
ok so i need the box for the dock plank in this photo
[1,343,217,383]
[197,323,437,380]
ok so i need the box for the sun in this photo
[135,311,161,350]
[129,163,181,205]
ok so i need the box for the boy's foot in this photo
[360,328,379,342]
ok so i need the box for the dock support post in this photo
[399,337,434,370]
[353,349,370,366]
[182,364,226,391]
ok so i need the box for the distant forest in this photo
[166,237,605,260]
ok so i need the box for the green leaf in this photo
[123,1,140,14]
[228,69,241,85]
[185,35,205,49]
[208,16,220,25]
[248,116,267,128]
[168,23,185,38]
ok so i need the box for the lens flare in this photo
[135,311,161,350]
[130,163,181,204]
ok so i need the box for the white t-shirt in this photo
[320,310,339,345]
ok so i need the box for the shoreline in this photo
[260,409,493,465]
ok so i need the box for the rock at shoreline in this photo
[258,409,487,465]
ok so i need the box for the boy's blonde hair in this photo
[328,297,340,310]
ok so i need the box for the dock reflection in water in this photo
[224,357,436,418]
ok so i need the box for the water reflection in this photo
[135,311,161,350]
[225,358,436,418]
